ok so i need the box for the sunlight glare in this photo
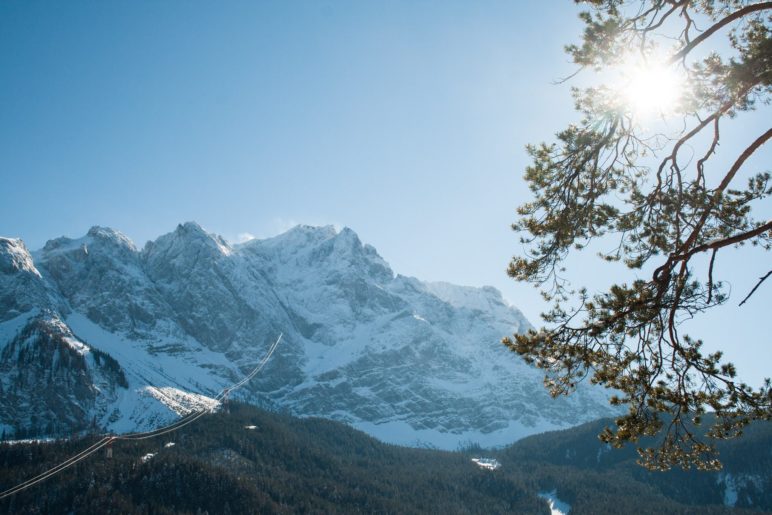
[620,59,684,118]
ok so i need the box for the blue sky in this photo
[1,1,768,386]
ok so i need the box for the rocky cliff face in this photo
[0,223,617,448]
[0,313,126,436]
[0,238,58,322]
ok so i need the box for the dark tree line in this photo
[2,403,769,514]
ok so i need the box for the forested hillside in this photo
[1,404,768,514]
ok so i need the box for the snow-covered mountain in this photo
[0,223,616,448]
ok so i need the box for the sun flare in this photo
[620,60,684,118]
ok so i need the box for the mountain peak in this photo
[243,224,392,281]
[175,221,207,235]
[170,221,225,247]
[286,224,339,241]
[424,281,514,313]
[86,226,137,251]
[336,226,359,243]
[246,224,339,252]
[143,222,232,264]
[0,237,40,277]
[279,224,364,247]
[0,220,621,448]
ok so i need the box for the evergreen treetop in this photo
[505,0,771,470]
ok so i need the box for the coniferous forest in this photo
[1,403,769,514]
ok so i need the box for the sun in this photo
[619,59,684,118]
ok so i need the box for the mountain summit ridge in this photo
[0,222,617,448]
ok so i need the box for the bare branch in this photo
[680,127,772,253]
[552,66,584,85]
[675,221,772,262]
[669,2,772,64]
[739,270,772,306]
[696,117,720,186]
[707,248,717,304]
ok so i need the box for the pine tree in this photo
[504,0,771,470]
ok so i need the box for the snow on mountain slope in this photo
[34,226,176,339]
[0,238,59,322]
[141,222,292,356]
[0,222,618,448]
[0,311,125,436]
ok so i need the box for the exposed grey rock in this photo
[0,237,62,322]
[0,223,619,447]
[0,313,126,437]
